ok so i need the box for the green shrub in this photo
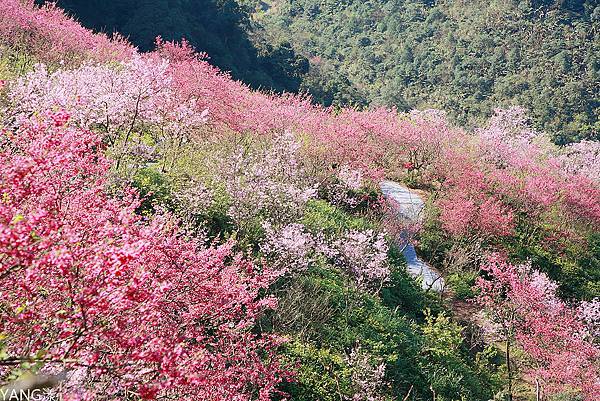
[447,272,478,301]
[0,46,37,81]
[272,264,426,398]
[507,220,600,300]
[131,166,173,215]
[419,310,494,401]
[278,341,353,401]
[302,199,373,237]
[381,242,442,319]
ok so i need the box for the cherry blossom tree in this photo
[328,230,390,291]
[0,113,285,400]
[345,346,387,401]
[6,55,208,171]
[260,222,315,276]
[221,131,317,228]
[0,0,133,65]
[321,165,365,209]
[1,4,600,401]
[557,140,600,183]
[477,255,600,401]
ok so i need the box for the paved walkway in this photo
[380,180,445,292]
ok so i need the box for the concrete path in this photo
[380,180,445,292]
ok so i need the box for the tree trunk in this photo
[506,337,513,401]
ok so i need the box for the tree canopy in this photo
[253,0,599,143]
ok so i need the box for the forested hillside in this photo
[1,1,599,401]
[253,0,599,144]
[42,0,599,143]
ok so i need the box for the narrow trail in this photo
[380,180,445,292]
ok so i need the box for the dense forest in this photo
[1,1,599,401]
[252,0,600,144]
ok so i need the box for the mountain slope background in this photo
[41,0,599,143]
[252,0,600,144]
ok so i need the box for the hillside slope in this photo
[254,0,600,144]
[0,1,598,400]
[37,0,309,93]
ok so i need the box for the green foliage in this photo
[126,161,236,243]
[272,264,424,398]
[447,272,478,301]
[301,199,373,237]
[419,310,494,401]
[0,46,36,81]
[416,204,450,268]
[278,341,354,401]
[381,243,440,319]
[254,0,600,143]
[422,309,463,359]
[270,257,496,399]
[131,166,173,214]
[506,223,600,300]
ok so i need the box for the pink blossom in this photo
[557,140,600,183]
[261,222,315,276]
[0,0,134,65]
[330,230,390,289]
[477,255,600,400]
[222,131,317,226]
[0,114,286,399]
[338,165,363,191]
[578,299,600,338]
[324,165,364,208]
[346,346,387,401]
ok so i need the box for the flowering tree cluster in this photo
[6,55,208,172]
[5,1,600,226]
[578,299,600,338]
[0,114,285,400]
[329,230,390,290]
[5,1,599,250]
[430,108,600,245]
[436,159,515,239]
[170,177,214,234]
[221,131,317,227]
[260,222,315,276]
[557,140,600,183]
[321,165,365,209]
[476,255,599,400]
[0,0,133,65]
[345,346,387,401]
[476,107,546,168]
[260,222,390,290]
